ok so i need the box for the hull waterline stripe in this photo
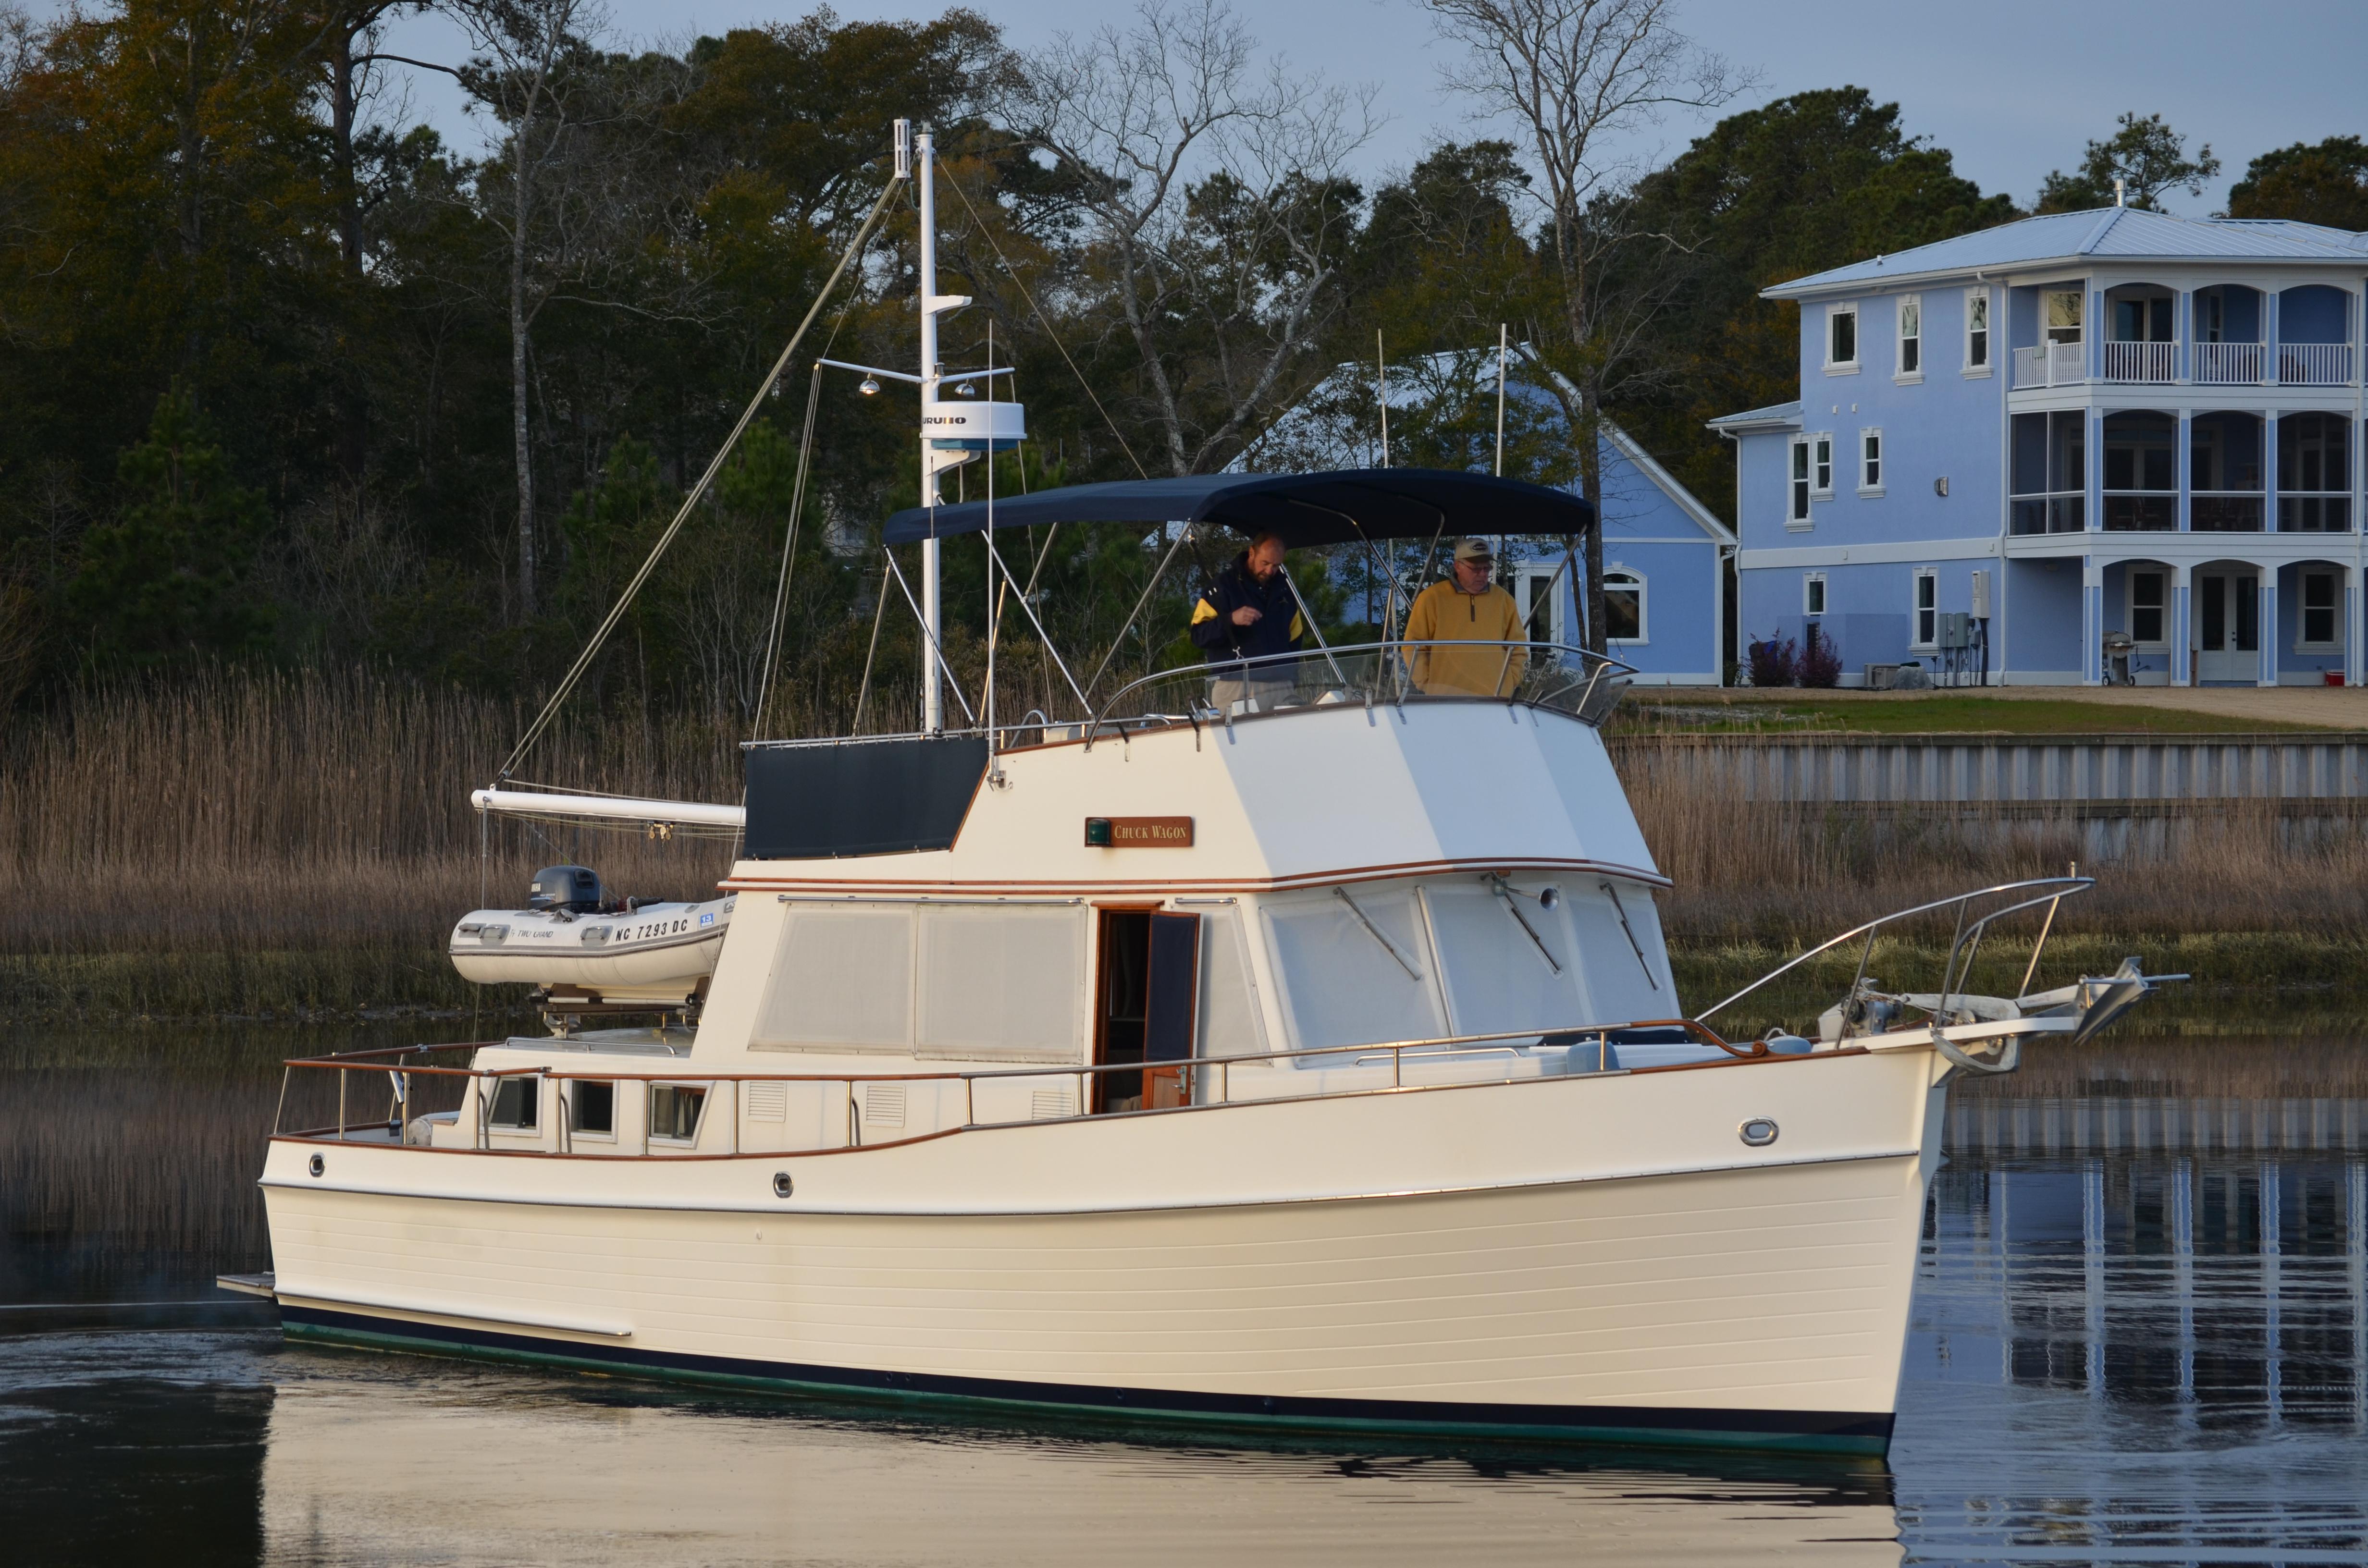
[259,1145,1921,1217]
[272,1282,632,1337]
[277,1306,1894,1456]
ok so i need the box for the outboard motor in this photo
[527,865,607,914]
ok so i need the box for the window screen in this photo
[1264,888,1445,1051]
[915,904,1085,1061]
[752,905,914,1050]
[1195,908,1268,1059]
[1424,882,1586,1037]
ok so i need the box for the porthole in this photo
[1739,1117,1780,1149]
[308,1153,325,1177]
[772,1171,794,1199]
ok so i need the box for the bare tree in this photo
[1420,0,1741,651]
[1006,0,1379,475]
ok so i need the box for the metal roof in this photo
[1704,400,1802,431]
[1766,207,2368,299]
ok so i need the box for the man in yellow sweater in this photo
[1404,538,1528,696]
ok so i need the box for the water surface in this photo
[3,1027,2364,1565]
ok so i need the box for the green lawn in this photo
[1615,694,2333,735]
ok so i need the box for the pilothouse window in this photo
[650,1084,705,1142]
[489,1078,538,1130]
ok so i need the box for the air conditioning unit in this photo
[1863,663,1900,690]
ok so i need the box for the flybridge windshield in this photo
[1262,877,1671,1053]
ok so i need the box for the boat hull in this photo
[259,1052,1944,1455]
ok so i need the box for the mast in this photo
[917,130,943,734]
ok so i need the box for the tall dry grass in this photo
[4,675,2364,1020]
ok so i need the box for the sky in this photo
[338,0,2368,219]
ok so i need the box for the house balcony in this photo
[2102,341,2174,384]
[2278,343,2353,385]
[2194,342,2263,384]
[2012,343,2087,389]
[2016,339,2359,389]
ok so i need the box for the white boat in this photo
[229,124,2171,1456]
[445,862,734,1011]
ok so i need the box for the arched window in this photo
[1602,569,1645,644]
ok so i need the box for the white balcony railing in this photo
[2278,343,2354,386]
[2195,342,2265,385]
[2011,340,2088,389]
[2102,340,2175,383]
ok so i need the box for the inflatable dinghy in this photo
[448,863,732,1008]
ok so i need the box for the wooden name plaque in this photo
[1084,815,1194,848]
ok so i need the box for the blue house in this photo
[1260,355,1734,685]
[1712,207,2368,686]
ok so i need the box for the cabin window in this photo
[1264,887,1445,1051]
[1422,882,1585,1037]
[753,903,915,1051]
[915,904,1085,1061]
[1895,294,1922,378]
[1826,303,1858,370]
[1964,289,1990,370]
[567,1080,615,1136]
[488,1077,538,1130]
[650,1084,706,1142]
[1194,906,1269,1059]
[1565,882,1667,1019]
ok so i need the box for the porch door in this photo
[2195,573,2259,682]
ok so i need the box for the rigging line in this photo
[883,548,979,725]
[1082,519,1196,702]
[495,172,905,783]
[753,360,824,737]
[851,550,892,734]
[940,170,1148,480]
[985,534,1092,715]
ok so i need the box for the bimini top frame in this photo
[881,467,1599,549]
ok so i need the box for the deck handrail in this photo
[1692,875,2094,1027]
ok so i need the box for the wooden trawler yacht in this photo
[226,124,2171,1455]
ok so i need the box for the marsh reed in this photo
[4,675,2365,1020]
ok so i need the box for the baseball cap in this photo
[1453,537,1495,564]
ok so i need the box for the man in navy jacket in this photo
[1189,531,1305,710]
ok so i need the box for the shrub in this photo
[1799,625,1842,687]
[1746,633,1796,687]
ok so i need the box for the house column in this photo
[2265,291,2281,386]
[2171,561,2193,686]
[2083,555,2104,685]
[2263,408,2280,534]
[2258,572,2278,687]
[2348,564,2363,688]
[2087,408,2105,533]
[2091,285,2106,381]
[2177,410,2194,531]
[2178,288,2193,385]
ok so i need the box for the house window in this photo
[2301,571,2341,648]
[1813,434,1834,497]
[1912,569,1938,649]
[1827,303,1859,370]
[488,1077,538,1130]
[1965,289,1990,371]
[1602,568,1645,643]
[1859,429,1884,495]
[1515,563,1568,644]
[2129,570,2167,648]
[1804,573,1827,617]
[1788,437,1811,525]
[1897,294,1922,378]
[2045,289,2083,344]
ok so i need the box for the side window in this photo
[1804,573,1827,617]
[1192,906,1269,1060]
[2301,571,2341,647]
[1788,437,1811,525]
[1602,569,1644,643]
[567,1080,615,1136]
[1896,294,1922,377]
[1965,289,1990,370]
[752,904,914,1051]
[1912,569,1938,649]
[650,1083,707,1142]
[1827,303,1859,369]
[1860,429,1884,495]
[489,1077,538,1130]
[2129,571,2167,647]
[1813,434,1834,498]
